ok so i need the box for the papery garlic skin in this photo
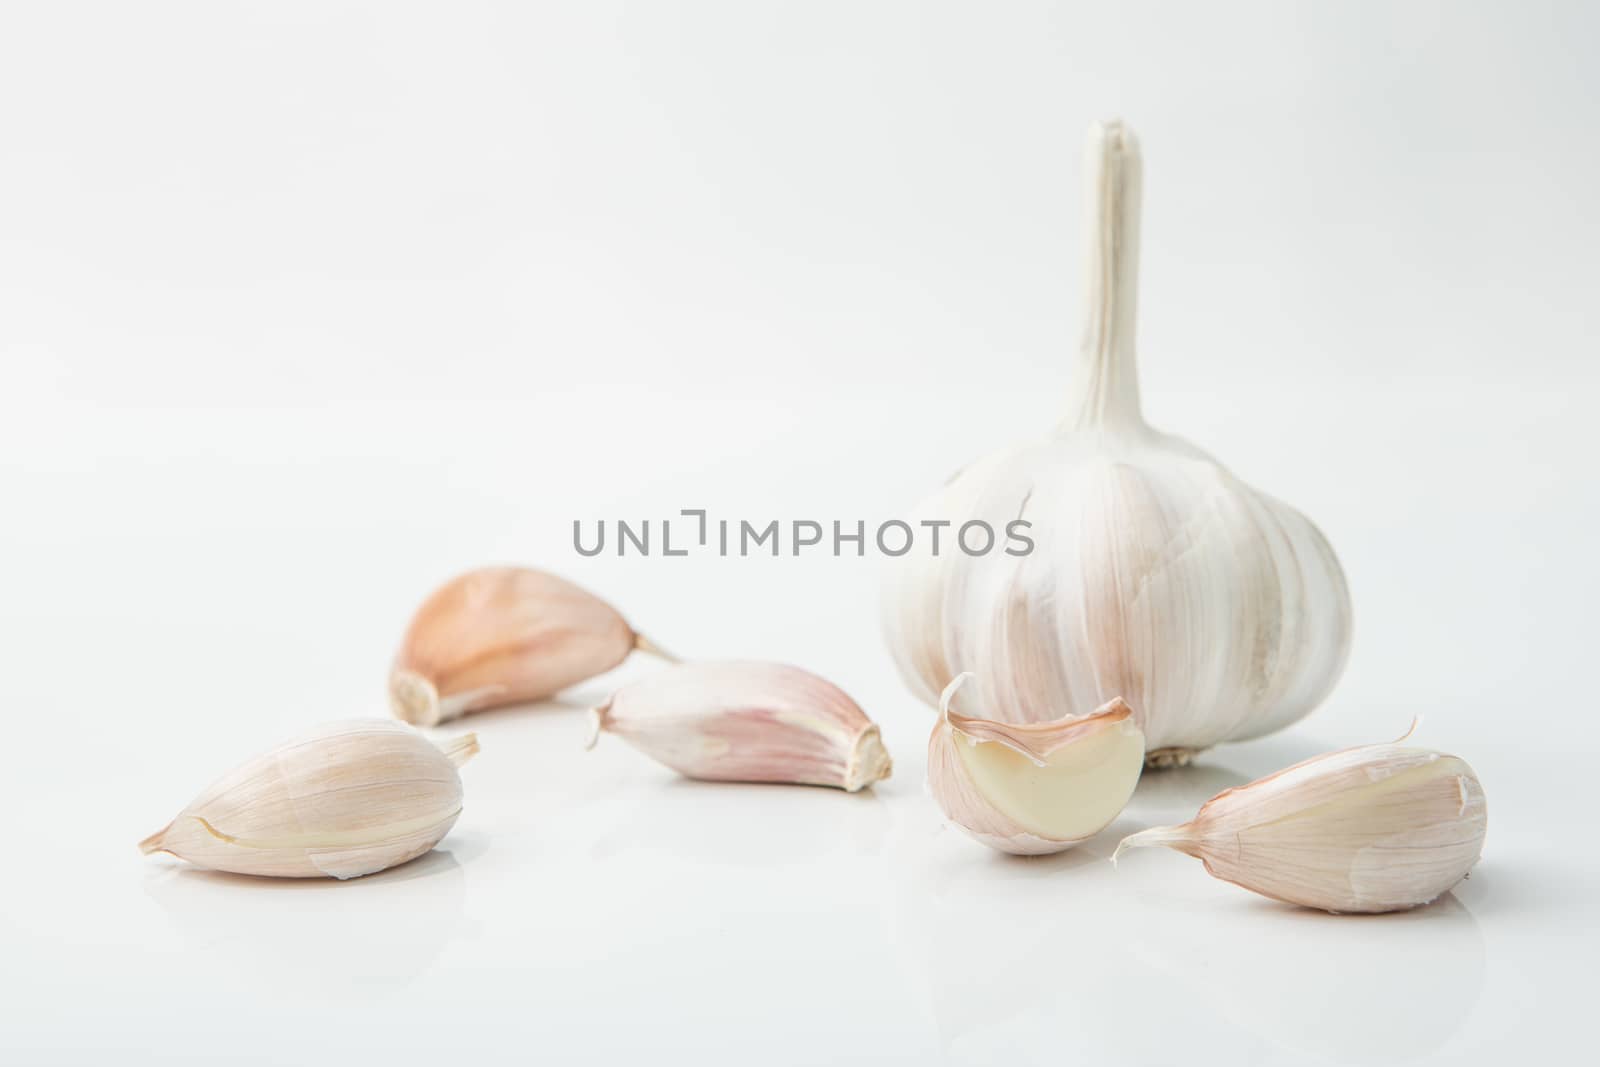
[1114,741,1487,913]
[881,121,1351,765]
[140,721,478,880]
[588,661,892,792]
[391,566,672,727]
[928,674,1144,854]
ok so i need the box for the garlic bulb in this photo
[140,721,479,879]
[1114,735,1487,913]
[927,673,1144,854]
[882,120,1352,765]
[587,661,892,792]
[391,565,674,727]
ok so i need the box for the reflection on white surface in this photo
[588,777,893,868]
[2,366,1594,1062]
[1127,893,1484,1064]
[141,840,482,993]
[1111,758,1489,1063]
[897,753,1492,1066]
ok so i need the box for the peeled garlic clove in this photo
[587,661,892,792]
[927,673,1145,855]
[1113,735,1487,913]
[390,566,674,726]
[881,120,1351,766]
[139,721,478,880]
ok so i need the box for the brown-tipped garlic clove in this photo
[139,721,479,880]
[587,661,892,792]
[390,566,673,726]
[927,673,1145,855]
[1113,736,1488,913]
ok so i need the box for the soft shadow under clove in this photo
[588,775,892,869]
[899,825,1144,1054]
[141,842,476,990]
[432,693,594,727]
[1124,889,1485,1063]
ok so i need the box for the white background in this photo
[2,2,1595,1063]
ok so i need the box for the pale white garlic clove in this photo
[927,673,1145,855]
[587,661,892,792]
[140,720,479,880]
[390,565,674,726]
[1113,733,1487,913]
[881,120,1352,766]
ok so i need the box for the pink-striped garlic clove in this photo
[928,673,1145,855]
[586,661,892,792]
[139,721,478,880]
[390,566,674,727]
[1113,732,1487,914]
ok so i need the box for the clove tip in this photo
[632,632,679,664]
[138,824,171,856]
[1112,824,1194,866]
[439,732,480,769]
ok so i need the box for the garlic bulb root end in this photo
[1145,747,1201,770]
[389,669,443,727]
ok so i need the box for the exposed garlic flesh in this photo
[587,661,891,792]
[927,673,1144,854]
[1114,735,1487,913]
[390,565,673,726]
[139,721,478,880]
[881,120,1351,766]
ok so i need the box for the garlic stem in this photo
[1065,119,1144,433]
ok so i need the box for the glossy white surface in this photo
[1,379,1589,1065]
[2,3,1595,1063]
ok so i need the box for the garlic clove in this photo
[880,119,1352,766]
[587,661,892,792]
[1113,735,1487,913]
[139,721,479,880]
[390,566,674,726]
[928,673,1145,854]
